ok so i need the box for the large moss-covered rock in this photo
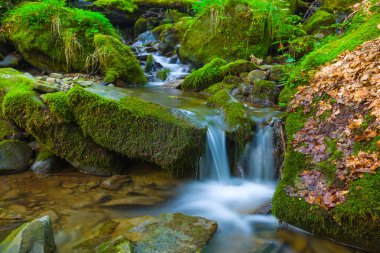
[67,86,206,176]
[0,140,32,174]
[182,58,226,91]
[0,216,55,253]
[0,68,125,176]
[179,0,274,66]
[93,34,147,85]
[303,10,336,34]
[3,1,145,85]
[157,26,183,55]
[74,213,217,253]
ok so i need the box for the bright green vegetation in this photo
[303,10,335,34]
[219,60,256,76]
[2,1,146,85]
[180,0,296,66]
[0,68,125,175]
[252,80,276,101]
[274,9,380,251]
[208,89,253,146]
[145,54,154,73]
[93,34,147,84]
[280,13,380,104]
[205,75,240,95]
[182,58,226,91]
[92,0,195,13]
[94,0,137,12]
[323,0,360,11]
[67,86,206,176]
[157,68,170,81]
[0,117,16,141]
[134,17,149,36]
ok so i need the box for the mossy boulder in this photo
[74,213,217,253]
[208,89,253,146]
[0,140,33,174]
[322,0,360,11]
[182,58,226,92]
[0,68,125,175]
[93,34,147,85]
[252,79,279,103]
[67,86,206,176]
[0,216,55,253]
[268,65,285,82]
[158,26,183,55]
[157,68,170,81]
[134,17,149,36]
[303,10,336,34]
[3,1,146,85]
[219,60,256,76]
[179,0,281,66]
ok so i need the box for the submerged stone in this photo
[74,213,217,253]
[0,208,26,230]
[0,216,56,253]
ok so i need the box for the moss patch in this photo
[182,58,226,92]
[67,86,206,176]
[93,34,147,85]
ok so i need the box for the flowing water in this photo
[0,31,366,253]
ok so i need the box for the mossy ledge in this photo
[67,86,206,176]
[0,68,125,175]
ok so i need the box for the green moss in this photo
[93,34,147,85]
[252,79,276,101]
[182,58,226,92]
[0,70,124,175]
[3,1,117,73]
[303,10,336,34]
[323,0,360,11]
[157,68,170,81]
[145,54,154,73]
[133,0,195,12]
[134,17,149,36]
[93,0,137,12]
[174,16,195,33]
[152,24,173,39]
[219,60,256,76]
[67,86,206,176]
[280,13,380,105]
[0,117,16,141]
[36,147,55,161]
[161,9,188,25]
[179,0,277,66]
[208,89,253,145]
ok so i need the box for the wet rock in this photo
[39,210,59,223]
[72,201,92,209]
[50,73,64,79]
[268,65,285,82]
[62,183,78,189]
[46,77,56,84]
[0,216,56,253]
[74,213,217,253]
[259,65,273,71]
[76,80,93,87]
[91,192,112,204]
[101,195,164,207]
[0,208,26,229]
[250,201,272,215]
[31,157,59,174]
[7,205,27,213]
[3,190,26,201]
[0,53,22,67]
[247,70,267,83]
[100,175,132,191]
[163,79,184,88]
[0,140,33,174]
[86,181,100,189]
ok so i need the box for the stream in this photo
[0,31,366,253]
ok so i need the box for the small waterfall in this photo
[248,122,275,181]
[198,116,231,182]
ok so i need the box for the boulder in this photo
[0,140,33,174]
[0,216,56,253]
[158,26,183,55]
[0,53,22,68]
[247,70,267,83]
[74,213,217,253]
[268,65,285,82]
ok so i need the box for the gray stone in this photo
[259,65,273,71]
[269,65,285,82]
[0,53,23,67]
[50,73,64,79]
[248,70,267,83]
[31,158,58,174]
[0,216,56,253]
[33,81,59,93]
[0,140,33,174]
[46,77,56,84]
[76,80,93,87]
[100,175,131,191]
[74,213,217,253]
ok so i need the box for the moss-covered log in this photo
[67,86,206,176]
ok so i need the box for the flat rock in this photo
[74,213,217,253]
[50,73,64,79]
[100,195,164,207]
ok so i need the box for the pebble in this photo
[100,175,132,191]
[62,182,79,189]
[8,204,27,213]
